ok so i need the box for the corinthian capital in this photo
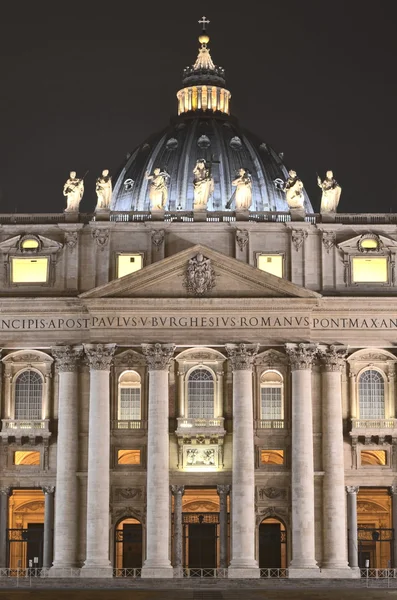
[346,485,359,494]
[319,345,347,372]
[285,343,317,371]
[83,344,116,370]
[170,485,185,497]
[225,343,259,371]
[142,343,175,370]
[51,345,83,372]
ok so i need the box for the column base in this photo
[288,566,321,578]
[320,567,361,579]
[173,566,184,578]
[141,566,174,579]
[80,564,113,578]
[228,566,260,579]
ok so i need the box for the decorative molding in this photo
[257,486,287,500]
[285,343,317,370]
[226,343,259,371]
[42,486,55,494]
[64,231,78,251]
[91,228,109,250]
[51,346,83,372]
[15,501,44,513]
[236,229,249,252]
[151,229,165,248]
[318,345,347,372]
[2,350,53,364]
[114,487,144,501]
[291,229,308,252]
[255,349,288,367]
[183,253,216,296]
[113,349,146,368]
[217,484,231,496]
[322,231,336,254]
[83,343,116,370]
[141,343,175,370]
[113,505,144,523]
[346,486,360,494]
[170,485,185,497]
[357,500,388,513]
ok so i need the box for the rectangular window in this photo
[117,254,143,278]
[14,450,40,466]
[257,254,283,278]
[117,449,141,465]
[261,450,284,465]
[261,387,282,420]
[119,388,141,420]
[352,257,388,283]
[11,258,49,283]
[361,450,387,466]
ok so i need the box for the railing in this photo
[2,419,50,431]
[111,420,147,430]
[260,568,288,578]
[182,568,228,578]
[351,419,397,430]
[113,568,141,578]
[361,568,397,579]
[176,417,225,429]
[0,568,49,578]
[255,419,286,430]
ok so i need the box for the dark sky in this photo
[0,1,396,214]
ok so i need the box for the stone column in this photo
[81,344,115,577]
[225,343,259,578]
[0,487,10,568]
[320,346,352,576]
[217,484,230,569]
[42,486,55,569]
[171,485,184,576]
[141,343,175,579]
[49,346,82,575]
[346,486,359,568]
[285,343,319,576]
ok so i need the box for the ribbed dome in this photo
[111,113,313,212]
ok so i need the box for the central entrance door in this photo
[183,513,219,569]
[258,518,287,569]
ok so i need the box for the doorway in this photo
[259,518,287,569]
[7,489,45,569]
[114,518,143,571]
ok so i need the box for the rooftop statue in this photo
[284,170,304,210]
[193,159,214,210]
[95,169,112,211]
[231,168,252,210]
[145,168,169,210]
[63,171,84,212]
[318,170,341,213]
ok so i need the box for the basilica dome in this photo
[111,25,313,213]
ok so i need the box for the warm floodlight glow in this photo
[21,238,39,249]
[12,257,49,283]
[352,257,388,283]
[14,450,40,465]
[257,254,283,278]
[360,238,379,250]
[117,254,143,278]
[261,449,284,465]
[117,449,141,465]
[361,450,387,466]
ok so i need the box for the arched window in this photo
[260,371,283,420]
[118,371,141,421]
[358,369,385,419]
[187,368,214,419]
[14,370,43,420]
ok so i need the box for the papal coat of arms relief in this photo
[183,252,216,296]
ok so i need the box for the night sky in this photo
[1,1,396,214]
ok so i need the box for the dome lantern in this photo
[177,17,231,116]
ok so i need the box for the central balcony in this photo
[255,419,286,430]
[176,417,225,437]
[0,419,51,443]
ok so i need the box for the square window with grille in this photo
[261,387,282,420]
[119,388,141,420]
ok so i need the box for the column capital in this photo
[318,345,347,372]
[225,343,259,371]
[0,487,11,496]
[285,343,317,371]
[170,485,185,497]
[142,343,175,370]
[389,486,397,496]
[52,345,83,372]
[217,484,231,496]
[42,486,55,495]
[346,485,359,494]
[83,344,116,370]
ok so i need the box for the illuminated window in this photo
[15,370,43,420]
[361,450,387,466]
[257,254,283,278]
[260,371,283,420]
[261,450,284,465]
[358,369,385,419]
[14,451,40,466]
[117,254,143,278]
[20,238,40,250]
[187,368,214,419]
[11,257,49,283]
[352,257,388,283]
[117,450,141,465]
[118,371,141,421]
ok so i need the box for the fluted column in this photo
[141,343,175,578]
[0,488,10,568]
[42,486,55,568]
[217,484,230,569]
[346,486,359,568]
[286,343,319,575]
[320,346,351,574]
[226,343,259,578]
[81,344,115,577]
[171,485,184,576]
[49,346,82,575]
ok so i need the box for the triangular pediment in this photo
[337,233,397,253]
[80,244,321,299]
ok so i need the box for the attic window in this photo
[352,257,388,283]
[117,253,143,278]
[257,254,283,278]
[11,257,49,283]
[19,236,40,251]
[358,234,381,252]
